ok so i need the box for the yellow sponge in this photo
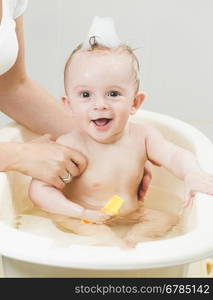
[101,195,124,215]
[81,195,124,224]
[81,219,92,224]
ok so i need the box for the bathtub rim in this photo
[0,218,213,270]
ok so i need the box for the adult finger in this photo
[66,160,81,177]
[138,167,152,201]
[52,176,66,190]
[68,149,88,174]
[142,167,152,193]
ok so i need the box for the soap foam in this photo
[82,16,121,50]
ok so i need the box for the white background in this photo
[0,0,213,141]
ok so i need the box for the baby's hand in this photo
[82,209,111,224]
[184,171,213,207]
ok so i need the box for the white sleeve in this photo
[13,0,28,19]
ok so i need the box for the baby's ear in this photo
[130,93,145,115]
[60,95,71,106]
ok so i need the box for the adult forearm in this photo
[0,78,73,138]
[0,142,23,172]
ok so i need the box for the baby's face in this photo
[65,50,143,143]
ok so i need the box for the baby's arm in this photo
[29,179,83,218]
[29,179,110,223]
[145,125,213,206]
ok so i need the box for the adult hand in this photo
[12,134,87,189]
[137,165,152,201]
[138,160,162,201]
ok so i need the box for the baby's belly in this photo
[64,184,139,216]
[63,163,144,217]
[78,194,138,216]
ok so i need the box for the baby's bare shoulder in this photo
[129,121,156,138]
[56,130,83,148]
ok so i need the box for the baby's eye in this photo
[80,91,90,98]
[107,91,120,97]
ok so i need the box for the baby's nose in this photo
[93,97,109,110]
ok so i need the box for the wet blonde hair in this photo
[64,37,140,95]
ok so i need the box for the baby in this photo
[29,35,213,249]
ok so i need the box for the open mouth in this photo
[91,118,112,127]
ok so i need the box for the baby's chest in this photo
[81,146,145,187]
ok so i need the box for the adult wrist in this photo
[0,142,25,172]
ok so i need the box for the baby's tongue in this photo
[94,118,109,126]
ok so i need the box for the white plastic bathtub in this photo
[0,109,213,278]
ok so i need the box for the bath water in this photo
[13,187,186,248]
